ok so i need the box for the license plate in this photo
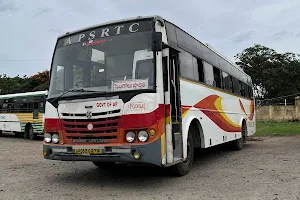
[74,149,103,154]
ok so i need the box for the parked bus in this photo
[0,91,47,139]
[43,16,255,176]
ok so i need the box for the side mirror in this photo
[152,32,162,52]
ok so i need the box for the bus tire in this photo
[0,130,2,137]
[92,162,116,169]
[28,125,37,140]
[171,126,195,176]
[230,122,247,151]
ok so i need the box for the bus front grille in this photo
[62,116,120,135]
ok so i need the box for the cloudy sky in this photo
[0,0,300,77]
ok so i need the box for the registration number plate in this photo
[74,149,103,154]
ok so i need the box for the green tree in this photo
[235,44,300,100]
[0,70,49,94]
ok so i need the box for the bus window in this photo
[192,57,204,83]
[249,86,254,98]
[179,51,194,80]
[213,67,222,88]
[239,81,245,97]
[222,72,233,92]
[232,77,240,95]
[197,59,204,83]
[203,61,214,86]
[244,83,249,98]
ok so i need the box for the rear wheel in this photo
[230,122,247,151]
[171,126,195,176]
[28,126,37,140]
[92,162,116,169]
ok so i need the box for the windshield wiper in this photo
[50,88,100,103]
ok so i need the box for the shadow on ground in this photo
[49,142,255,189]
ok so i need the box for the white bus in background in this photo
[0,91,47,139]
[43,16,255,176]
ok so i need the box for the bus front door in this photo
[163,48,184,164]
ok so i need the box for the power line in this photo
[0,59,51,62]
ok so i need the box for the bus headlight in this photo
[52,134,59,144]
[44,133,52,143]
[138,130,149,142]
[126,131,136,143]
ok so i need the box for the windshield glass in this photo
[48,20,155,98]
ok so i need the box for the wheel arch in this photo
[183,116,205,155]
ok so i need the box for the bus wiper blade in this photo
[50,88,99,103]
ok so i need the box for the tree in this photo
[0,70,49,95]
[235,44,300,101]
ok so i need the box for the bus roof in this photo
[0,91,48,100]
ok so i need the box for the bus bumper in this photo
[43,139,162,166]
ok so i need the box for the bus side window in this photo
[249,86,254,98]
[34,102,39,110]
[239,81,245,97]
[244,83,249,98]
[203,61,214,86]
[213,66,222,88]
[232,77,240,95]
[192,56,204,83]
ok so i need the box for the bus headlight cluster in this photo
[52,134,59,144]
[44,133,52,143]
[126,131,135,143]
[44,133,59,144]
[138,131,149,142]
[125,130,149,143]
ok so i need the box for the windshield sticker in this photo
[112,79,148,91]
[83,39,106,47]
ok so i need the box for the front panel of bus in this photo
[43,19,167,166]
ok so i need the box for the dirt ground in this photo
[0,133,299,200]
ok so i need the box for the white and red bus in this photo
[43,16,255,176]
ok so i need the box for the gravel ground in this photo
[0,133,300,200]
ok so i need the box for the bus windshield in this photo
[48,30,155,98]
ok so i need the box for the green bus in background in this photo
[0,91,47,140]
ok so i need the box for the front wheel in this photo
[171,127,195,176]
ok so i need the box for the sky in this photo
[1,0,300,77]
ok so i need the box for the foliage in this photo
[0,70,49,95]
[255,121,300,136]
[235,44,300,100]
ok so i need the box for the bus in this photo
[43,16,255,176]
[0,91,47,140]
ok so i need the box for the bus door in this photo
[163,48,184,164]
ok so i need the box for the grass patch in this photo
[255,121,300,136]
